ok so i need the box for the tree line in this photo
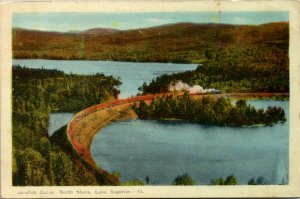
[173,174,276,185]
[133,94,286,126]
[120,173,279,185]
[13,66,121,185]
[13,22,288,64]
[139,46,289,94]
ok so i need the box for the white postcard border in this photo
[1,0,300,198]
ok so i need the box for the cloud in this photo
[145,18,166,23]
[210,15,220,23]
[34,27,48,31]
[232,17,246,24]
[112,21,120,28]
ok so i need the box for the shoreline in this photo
[154,118,285,128]
[66,92,289,168]
[67,104,138,167]
[13,57,201,65]
[190,92,289,100]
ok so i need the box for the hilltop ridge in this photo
[13,22,288,62]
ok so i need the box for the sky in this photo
[13,11,288,32]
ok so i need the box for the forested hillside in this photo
[11,21,289,185]
[13,22,288,63]
[12,66,121,185]
[139,44,289,93]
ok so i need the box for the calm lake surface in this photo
[13,59,197,98]
[18,59,289,185]
[91,100,289,185]
[48,113,74,137]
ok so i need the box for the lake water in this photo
[19,59,289,185]
[13,59,197,98]
[91,100,289,185]
[48,113,74,137]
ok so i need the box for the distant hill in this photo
[12,22,288,63]
[83,28,120,35]
[67,28,120,35]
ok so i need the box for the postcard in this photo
[0,0,300,198]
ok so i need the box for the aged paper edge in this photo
[1,0,300,198]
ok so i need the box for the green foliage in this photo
[211,178,224,185]
[49,126,78,158]
[133,95,286,126]
[173,174,196,185]
[51,151,74,185]
[122,179,145,186]
[13,65,121,112]
[12,151,18,176]
[14,148,50,186]
[224,175,238,185]
[211,175,238,185]
[13,22,288,64]
[112,171,121,178]
[248,176,270,185]
[12,66,121,186]
[248,178,256,185]
[50,122,119,186]
[140,44,289,94]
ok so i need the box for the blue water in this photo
[21,59,289,185]
[91,100,289,185]
[48,113,74,137]
[13,59,197,98]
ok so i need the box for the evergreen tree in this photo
[173,174,196,185]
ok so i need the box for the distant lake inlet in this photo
[13,59,197,98]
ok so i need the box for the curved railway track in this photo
[66,92,288,167]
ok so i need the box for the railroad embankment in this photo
[66,92,289,167]
[67,104,138,167]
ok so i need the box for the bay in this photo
[13,59,197,98]
[91,100,289,185]
[17,59,289,185]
